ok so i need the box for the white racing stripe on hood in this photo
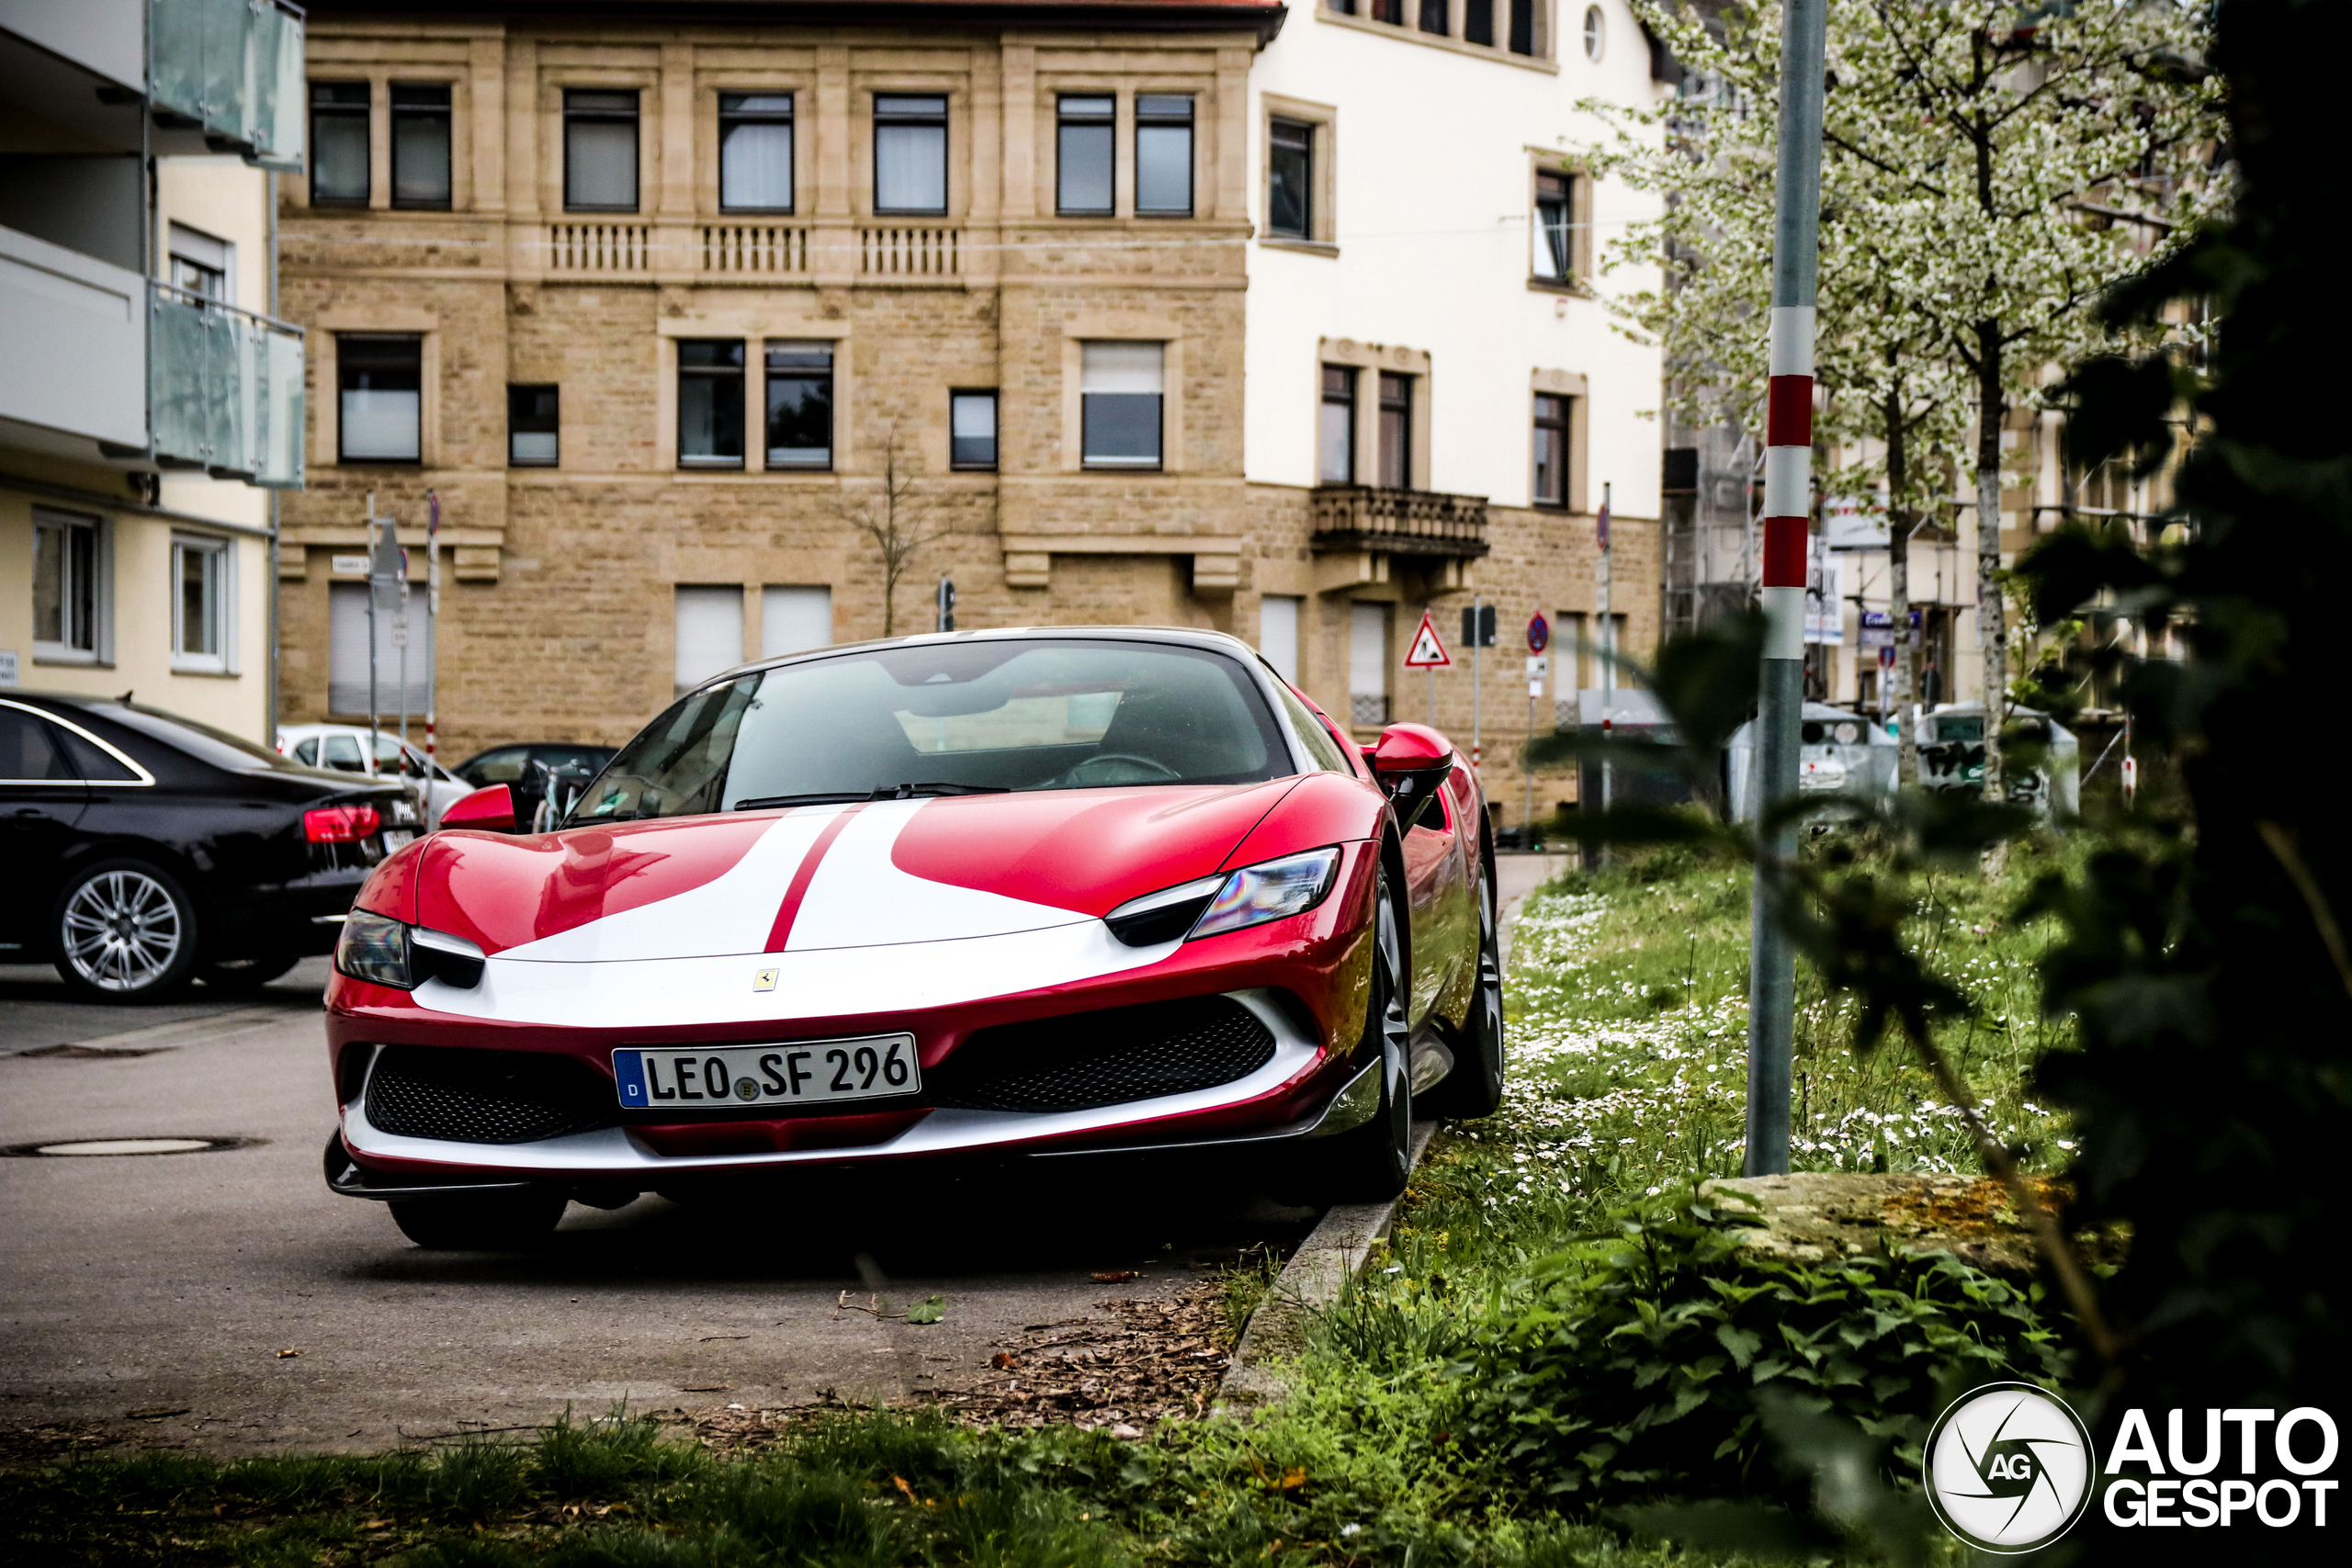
[416,919,1178,1028]
[496,807,838,964]
[785,798,1089,951]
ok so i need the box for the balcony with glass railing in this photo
[150,282,305,487]
[147,0,307,169]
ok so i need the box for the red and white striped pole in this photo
[1745,0,1828,1178]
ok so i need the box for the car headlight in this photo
[335,909,413,988]
[334,912,486,990]
[1105,847,1343,947]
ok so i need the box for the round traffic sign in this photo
[1527,613,1550,654]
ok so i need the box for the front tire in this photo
[51,860,199,1002]
[389,1191,569,1250]
[1313,867,1415,1203]
[1426,873,1505,1119]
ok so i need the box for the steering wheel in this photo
[1057,752,1183,786]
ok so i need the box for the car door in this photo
[1399,779,1474,1030]
[0,703,92,946]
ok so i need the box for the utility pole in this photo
[365,491,379,756]
[1745,0,1827,1179]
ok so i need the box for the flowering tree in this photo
[1590,0,2223,792]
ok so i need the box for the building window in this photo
[1319,366,1356,483]
[764,342,834,469]
[167,223,232,302]
[1349,602,1390,727]
[874,95,948,215]
[1534,170,1574,279]
[564,89,639,212]
[675,585,745,694]
[1323,0,1356,12]
[677,340,745,468]
[720,93,794,211]
[172,536,230,673]
[1373,0,1404,22]
[1532,393,1569,506]
[1584,4,1607,60]
[328,582,427,715]
[1259,594,1301,685]
[951,389,999,469]
[1268,118,1313,241]
[1377,372,1412,489]
[1464,0,1496,45]
[1136,95,1194,216]
[391,84,453,209]
[762,585,833,656]
[310,82,369,205]
[1057,95,1114,216]
[1510,0,1536,55]
[32,509,102,660]
[508,385,559,467]
[337,334,422,463]
[1080,343,1164,469]
[1419,0,1450,33]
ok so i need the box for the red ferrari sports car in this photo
[322,627,1504,1247]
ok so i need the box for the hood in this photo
[407,781,1298,963]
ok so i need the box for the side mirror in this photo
[440,784,516,833]
[1370,722,1453,782]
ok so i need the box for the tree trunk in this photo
[1884,374,1918,787]
[1973,319,2007,804]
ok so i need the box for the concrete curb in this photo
[1215,1119,1439,1411]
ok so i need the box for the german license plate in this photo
[382,829,416,852]
[612,1034,920,1111]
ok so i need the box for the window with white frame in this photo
[1080,342,1164,468]
[762,585,832,656]
[675,585,746,693]
[1533,170,1574,280]
[32,509,104,661]
[168,223,232,303]
[1259,594,1301,685]
[172,536,232,672]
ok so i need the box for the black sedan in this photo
[0,693,413,1002]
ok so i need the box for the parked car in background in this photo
[3,694,412,1001]
[453,742,617,832]
[278,724,470,826]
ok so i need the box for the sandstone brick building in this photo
[276,0,1667,828]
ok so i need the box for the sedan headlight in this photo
[335,909,412,988]
[1105,847,1343,947]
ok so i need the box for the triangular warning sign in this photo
[1403,610,1452,669]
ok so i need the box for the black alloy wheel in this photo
[51,859,200,1002]
[388,1190,570,1250]
[198,953,302,994]
[1317,867,1415,1202]
[1427,872,1506,1119]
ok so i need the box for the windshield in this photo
[572,639,1293,823]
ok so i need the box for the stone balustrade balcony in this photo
[1309,484,1490,558]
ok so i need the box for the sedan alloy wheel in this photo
[55,863,198,1000]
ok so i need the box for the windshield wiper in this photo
[733,783,1011,812]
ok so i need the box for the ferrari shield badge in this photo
[753,968,778,992]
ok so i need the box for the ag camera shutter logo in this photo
[1922,1382,2096,1552]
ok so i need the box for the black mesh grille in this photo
[933,996,1276,1113]
[366,1045,617,1145]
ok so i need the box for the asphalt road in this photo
[0,854,1567,1459]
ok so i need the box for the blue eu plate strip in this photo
[612,1050,649,1107]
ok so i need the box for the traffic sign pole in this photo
[1523,613,1550,840]
[1746,0,1828,1179]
